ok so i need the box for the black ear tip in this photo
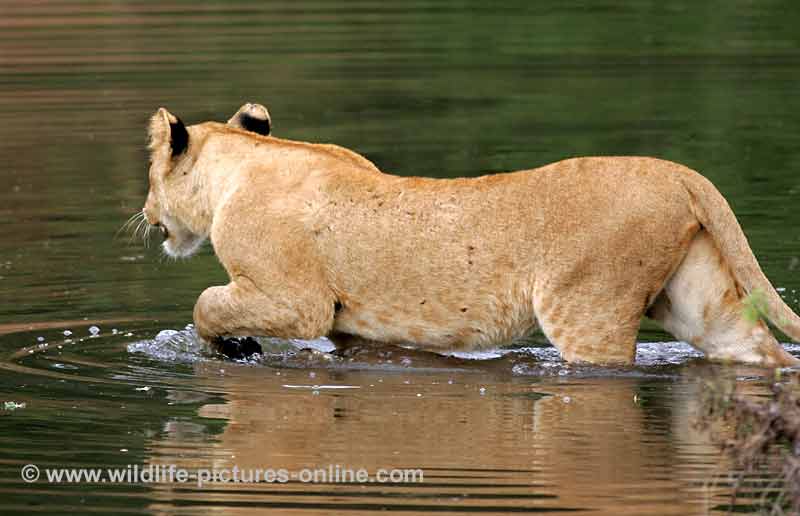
[169,116,188,155]
[240,113,271,136]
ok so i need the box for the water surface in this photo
[2,1,800,514]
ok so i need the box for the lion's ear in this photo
[148,107,188,157]
[227,103,271,136]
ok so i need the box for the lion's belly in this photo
[331,278,538,351]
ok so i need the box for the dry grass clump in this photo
[696,374,800,514]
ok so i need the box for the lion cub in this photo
[140,103,799,367]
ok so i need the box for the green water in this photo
[1,1,800,514]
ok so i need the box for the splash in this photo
[122,326,766,378]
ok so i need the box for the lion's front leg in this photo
[193,279,336,346]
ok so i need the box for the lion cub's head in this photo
[142,103,272,258]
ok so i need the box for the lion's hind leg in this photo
[647,230,797,367]
[533,286,641,365]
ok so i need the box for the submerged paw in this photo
[215,336,263,360]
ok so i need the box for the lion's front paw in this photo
[213,336,263,360]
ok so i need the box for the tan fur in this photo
[225,102,380,172]
[142,107,800,367]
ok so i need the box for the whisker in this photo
[133,213,147,242]
[134,218,147,244]
[116,211,144,240]
[131,219,140,241]
[140,221,149,243]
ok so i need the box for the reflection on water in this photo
[0,324,795,514]
[2,0,800,514]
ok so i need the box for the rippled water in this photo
[2,1,800,514]
[2,323,796,514]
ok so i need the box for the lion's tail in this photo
[685,172,800,342]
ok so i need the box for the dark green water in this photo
[2,1,800,514]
